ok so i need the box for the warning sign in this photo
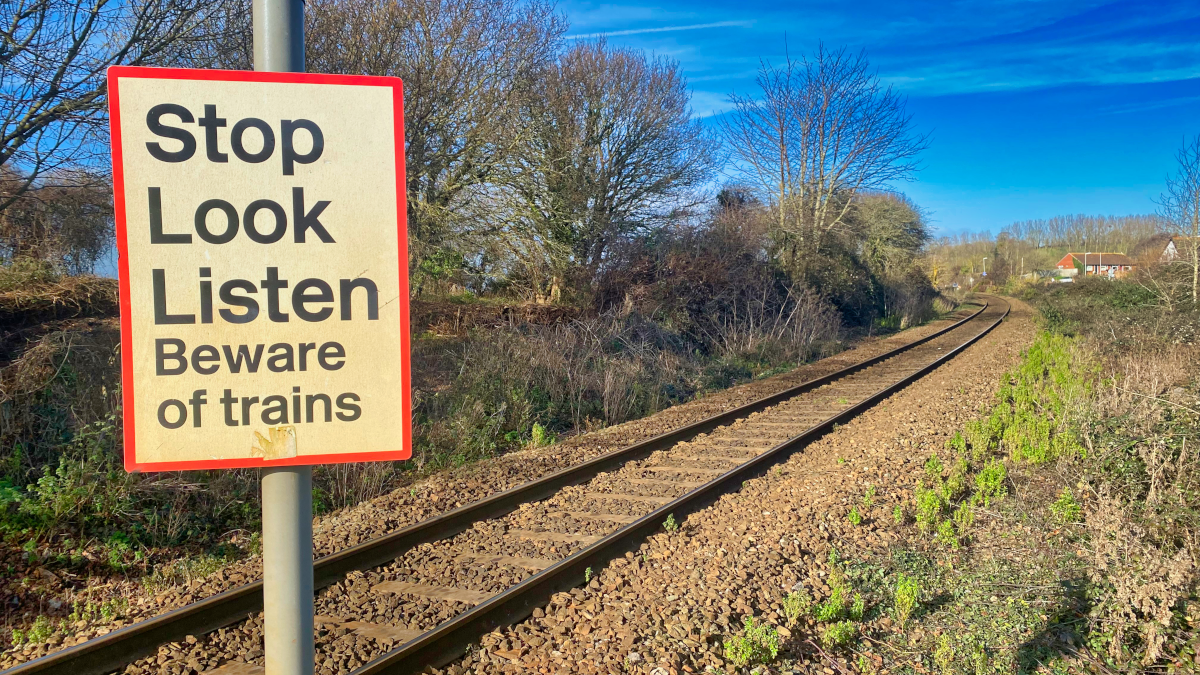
[108,66,410,471]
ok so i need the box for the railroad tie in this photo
[202,663,262,675]
[671,455,754,463]
[626,478,706,488]
[453,553,556,570]
[505,529,603,544]
[314,615,425,642]
[553,511,641,524]
[583,491,674,504]
[643,465,727,475]
[701,439,775,447]
[373,581,493,605]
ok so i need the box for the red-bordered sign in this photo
[109,66,411,471]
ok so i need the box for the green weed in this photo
[893,504,905,524]
[11,615,53,645]
[925,454,945,482]
[936,519,959,549]
[530,422,555,447]
[820,620,856,648]
[914,488,945,532]
[942,456,969,502]
[863,484,876,508]
[973,460,1007,506]
[1049,488,1081,524]
[722,616,781,668]
[847,506,862,526]
[947,431,967,456]
[934,635,955,675]
[814,583,847,622]
[663,513,678,532]
[894,573,919,628]
[782,589,811,628]
[849,592,866,620]
[952,502,974,535]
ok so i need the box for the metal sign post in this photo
[107,3,409,673]
[253,1,313,673]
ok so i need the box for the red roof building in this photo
[1053,252,1136,278]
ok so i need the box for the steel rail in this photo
[352,298,1010,675]
[1,302,989,675]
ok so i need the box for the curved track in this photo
[2,297,1008,675]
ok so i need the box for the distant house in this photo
[1053,252,1136,278]
[1160,236,1199,263]
[1132,233,1175,265]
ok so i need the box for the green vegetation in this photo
[722,616,781,668]
[867,274,1199,670]
[972,460,1007,505]
[1049,487,1081,524]
[892,573,919,629]
[529,423,554,448]
[847,505,862,526]
[781,589,811,628]
[914,486,945,533]
[662,513,678,532]
[820,620,856,648]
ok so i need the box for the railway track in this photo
[4,297,1009,675]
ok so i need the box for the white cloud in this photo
[567,20,753,39]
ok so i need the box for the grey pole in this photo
[253,1,313,674]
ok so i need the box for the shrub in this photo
[973,460,1007,506]
[1049,488,1081,524]
[849,592,866,620]
[847,506,862,526]
[782,589,811,627]
[894,573,919,628]
[952,502,974,535]
[936,519,959,549]
[924,454,945,482]
[820,620,856,648]
[814,583,847,622]
[723,616,781,668]
[914,488,945,532]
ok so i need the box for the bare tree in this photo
[497,40,714,301]
[0,166,113,272]
[0,0,238,210]
[1160,135,1200,304]
[720,44,927,272]
[304,0,565,292]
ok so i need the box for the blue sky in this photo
[558,0,1200,237]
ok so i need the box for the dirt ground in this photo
[434,298,1037,675]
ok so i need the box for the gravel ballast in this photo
[432,298,1036,675]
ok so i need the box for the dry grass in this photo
[1080,344,1200,664]
[0,272,116,327]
